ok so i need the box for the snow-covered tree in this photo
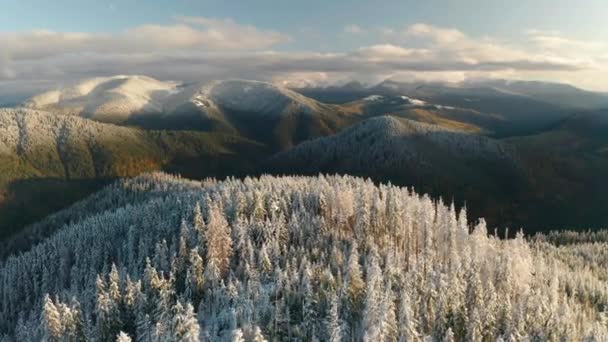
[0,173,606,341]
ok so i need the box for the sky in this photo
[1,0,607,100]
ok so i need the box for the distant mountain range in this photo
[2,75,608,242]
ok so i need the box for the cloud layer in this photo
[1,18,606,100]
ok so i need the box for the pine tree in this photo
[42,295,63,341]
[344,241,365,339]
[193,202,207,253]
[302,265,318,340]
[136,313,154,342]
[172,301,200,342]
[206,203,233,278]
[378,285,398,341]
[185,248,205,304]
[116,331,132,342]
[230,328,246,342]
[326,292,343,342]
[398,290,419,342]
[362,248,383,341]
[443,328,455,342]
[252,326,268,342]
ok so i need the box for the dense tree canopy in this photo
[1,173,607,341]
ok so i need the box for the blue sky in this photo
[3,0,607,47]
[1,0,607,95]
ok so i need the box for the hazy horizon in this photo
[1,0,607,100]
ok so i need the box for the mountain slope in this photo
[0,173,606,340]
[341,94,503,134]
[295,79,594,137]
[154,79,360,151]
[23,75,179,124]
[266,116,526,226]
[24,77,362,152]
[0,108,262,239]
[464,79,608,110]
[507,109,608,229]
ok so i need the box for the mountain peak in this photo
[23,75,179,123]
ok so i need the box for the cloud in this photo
[344,25,364,34]
[525,30,606,61]
[0,16,290,62]
[378,27,395,36]
[355,44,430,59]
[0,52,14,79]
[405,23,467,44]
[1,21,606,93]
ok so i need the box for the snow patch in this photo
[434,105,456,110]
[400,95,427,106]
[363,95,384,102]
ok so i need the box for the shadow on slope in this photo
[0,178,111,243]
[264,116,531,230]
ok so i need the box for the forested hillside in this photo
[267,116,528,229]
[0,108,261,239]
[4,77,608,242]
[1,173,607,341]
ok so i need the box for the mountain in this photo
[507,109,608,229]
[9,76,608,234]
[341,93,503,134]
[24,77,361,151]
[294,79,603,137]
[463,79,608,110]
[292,80,371,103]
[266,115,527,227]
[0,108,262,240]
[150,79,359,151]
[1,173,606,340]
[23,75,180,124]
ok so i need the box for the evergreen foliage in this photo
[1,173,607,340]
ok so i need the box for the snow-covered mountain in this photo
[163,79,325,117]
[23,75,180,124]
[269,115,519,172]
[23,77,333,126]
[22,77,357,150]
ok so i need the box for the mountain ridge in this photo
[0,107,263,239]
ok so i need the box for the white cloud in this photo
[0,52,14,79]
[355,44,430,59]
[344,25,364,34]
[526,30,606,62]
[405,23,467,44]
[0,16,291,62]
[1,21,607,94]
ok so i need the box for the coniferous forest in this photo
[4,2,608,340]
[1,173,607,341]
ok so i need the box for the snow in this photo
[400,95,427,106]
[209,80,302,115]
[24,76,326,123]
[164,79,320,118]
[24,75,180,122]
[434,104,456,110]
[363,95,384,102]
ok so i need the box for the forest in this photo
[1,173,607,341]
